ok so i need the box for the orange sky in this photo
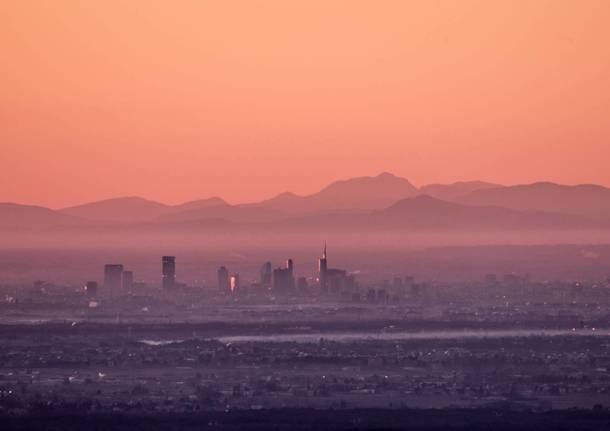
[1,0,609,208]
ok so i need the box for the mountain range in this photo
[2,172,610,231]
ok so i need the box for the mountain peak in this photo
[60,196,168,222]
[321,172,416,191]
[386,194,454,211]
[173,196,229,211]
[312,173,419,210]
[275,191,300,199]
[376,171,398,178]
[82,196,151,204]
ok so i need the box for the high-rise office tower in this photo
[162,256,176,289]
[230,274,240,294]
[318,243,328,291]
[104,264,123,295]
[260,261,272,286]
[287,259,294,274]
[217,266,230,293]
[122,271,134,291]
[272,259,295,292]
[317,244,352,293]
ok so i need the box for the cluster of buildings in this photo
[90,245,356,298]
[80,246,608,306]
[98,264,135,297]
[216,245,354,296]
[94,255,183,298]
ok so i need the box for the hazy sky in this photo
[2,0,609,208]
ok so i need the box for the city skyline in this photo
[90,244,356,296]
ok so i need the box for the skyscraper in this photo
[318,243,328,291]
[260,261,272,286]
[217,266,229,293]
[162,256,176,289]
[104,264,123,295]
[317,244,353,293]
[122,271,134,291]
[272,259,295,292]
[230,273,240,294]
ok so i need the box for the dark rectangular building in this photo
[103,264,123,294]
[162,256,176,289]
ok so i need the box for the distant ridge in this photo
[274,195,594,230]
[248,172,419,213]
[458,182,610,220]
[377,195,591,228]
[169,197,229,213]
[60,196,169,222]
[3,174,610,230]
[0,202,82,229]
[420,181,502,201]
[157,204,284,224]
[60,196,231,223]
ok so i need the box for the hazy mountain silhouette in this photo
[4,175,610,231]
[251,172,419,213]
[53,173,417,223]
[420,181,502,201]
[458,182,610,220]
[376,195,591,228]
[169,197,229,213]
[315,172,418,205]
[272,195,593,230]
[156,204,284,224]
[60,196,169,222]
[0,203,82,229]
[60,196,231,223]
[252,192,303,211]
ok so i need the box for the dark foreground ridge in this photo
[3,408,610,431]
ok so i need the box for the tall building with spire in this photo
[318,243,354,293]
[318,243,328,291]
